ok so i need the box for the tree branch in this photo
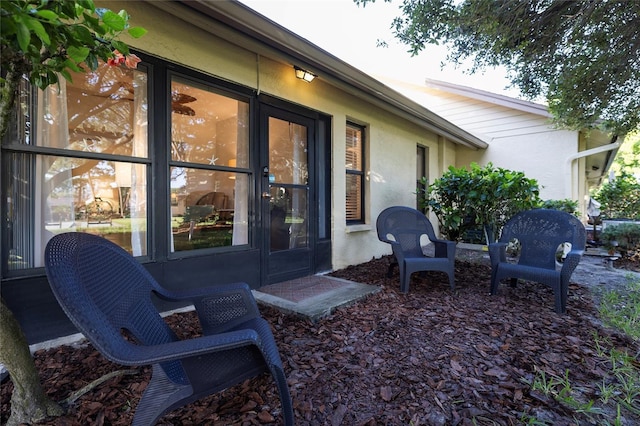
[60,369,140,408]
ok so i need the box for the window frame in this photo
[0,53,259,276]
[1,65,153,276]
[417,145,429,213]
[345,121,366,224]
[167,72,253,256]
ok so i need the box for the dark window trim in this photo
[346,121,365,224]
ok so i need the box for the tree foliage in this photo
[594,171,640,220]
[355,0,640,135]
[0,0,145,135]
[1,0,145,88]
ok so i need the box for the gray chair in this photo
[489,209,586,313]
[44,232,293,426]
[376,206,456,293]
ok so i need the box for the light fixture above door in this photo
[294,66,316,83]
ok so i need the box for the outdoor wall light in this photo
[294,66,316,82]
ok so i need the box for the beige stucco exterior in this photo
[382,78,620,219]
[102,1,471,270]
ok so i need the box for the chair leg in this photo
[387,260,397,278]
[399,264,410,293]
[490,271,499,295]
[556,282,567,314]
[133,365,193,426]
[447,271,455,291]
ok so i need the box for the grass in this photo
[522,274,640,425]
[599,275,640,340]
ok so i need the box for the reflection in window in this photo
[7,155,147,270]
[270,187,308,252]
[4,63,148,270]
[268,118,308,185]
[170,77,250,252]
[170,168,248,251]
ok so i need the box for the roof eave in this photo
[171,0,487,149]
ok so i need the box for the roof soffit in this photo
[152,0,488,149]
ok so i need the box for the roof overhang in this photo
[153,0,487,149]
[422,78,622,184]
[582,132,622,187]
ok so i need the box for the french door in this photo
[260,105,315,284]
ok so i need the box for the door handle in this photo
[262,192,272,199]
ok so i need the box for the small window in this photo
[417,145,429,212]
[346,122,365,223]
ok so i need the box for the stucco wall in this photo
[456,128,578,201]
[385,78,585,204]
[106,1,458,271]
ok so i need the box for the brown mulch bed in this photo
[616,256,640,273]
[2,257,639,425]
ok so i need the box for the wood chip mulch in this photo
[2,257,639,425]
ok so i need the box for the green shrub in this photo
[594,171,640,220]
[540,199,579,216]
[600,223,640,257]
[420,162,541,243]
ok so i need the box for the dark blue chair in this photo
[44,232,293,425]
[376,206,456,293]
[489,209,586,313]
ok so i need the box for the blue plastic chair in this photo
[489,209,586,313]
[376,206,456,293]
[44,232,294,425]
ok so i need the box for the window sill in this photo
[345,224,372,233]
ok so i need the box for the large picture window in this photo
[169,77,250,252]
[4,63,149,270]
[346,122,365,223]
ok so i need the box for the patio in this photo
[1,251,639,425]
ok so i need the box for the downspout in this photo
[565,137,621,202]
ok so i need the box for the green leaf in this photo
[111,40,129,55]
[35,10,59,21]
[81,12,102,34]
[1,17,17,36]
[15,19,31,52]
[77,0,96,12]
[63,58,83,73]
[59,69,73,83]
[67,45,90,63]
[72,25,95,45]
[102,10,126,32]
[128,26,147,39]
[84,52,98,70]
[23,16,50,46]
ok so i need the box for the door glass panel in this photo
[268,117,308,185]
[270,186,308,252]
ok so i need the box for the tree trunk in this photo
[0,300,63,425]
[1,65,63,425]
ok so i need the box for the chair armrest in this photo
[560,250,584,281]
[155,282,262,335]
[110,328,262,366]
[433,239,456,260]
[488,242,508,268]
[155,282,252,303]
